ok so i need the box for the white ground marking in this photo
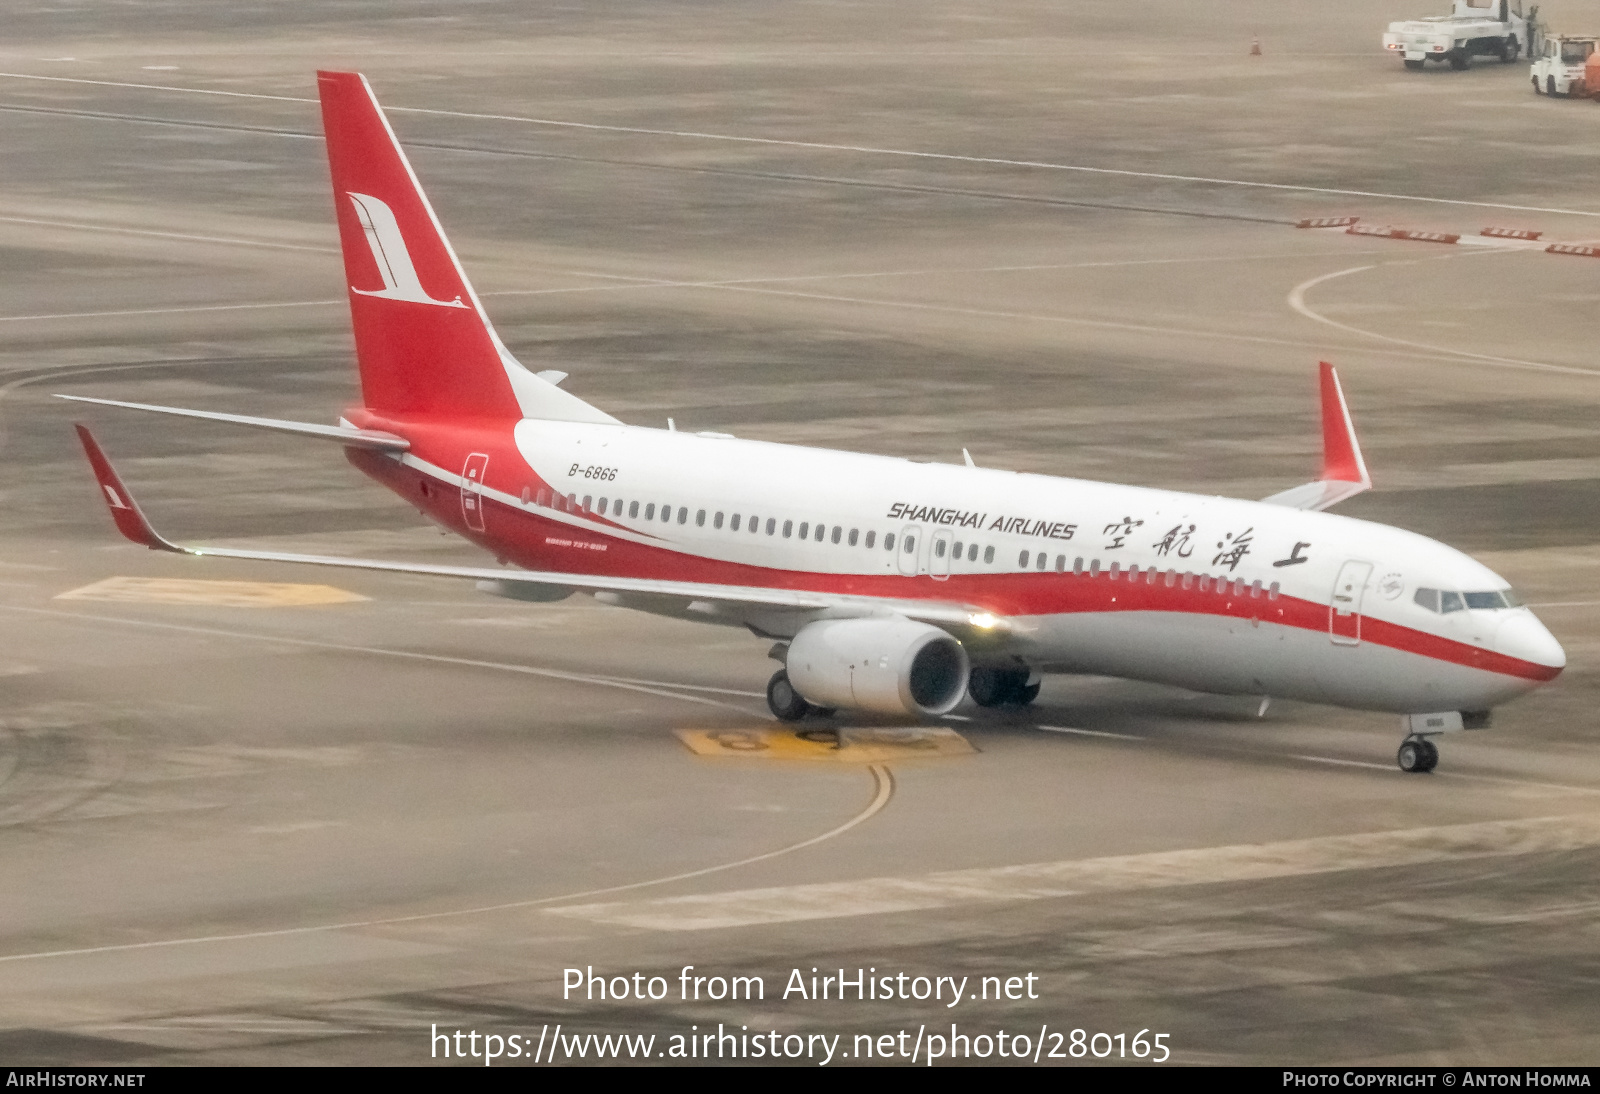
[0,604,758,715]
[1291,754,1395,771]
[1037,724,1145,741]
[1288,263,1600,378]
[0,300,342,324]
[545,812,1600,931]
[0,765,893,965]
[0,215,337,253]
[6,70,1600,218]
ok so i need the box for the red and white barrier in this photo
[1296,216,1359,229]
[1482,227,1543,240]
[1546,242,1600,258]
[1346,225,1459,244]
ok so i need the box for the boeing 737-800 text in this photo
[64,71,1565,774]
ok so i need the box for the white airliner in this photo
[65,71,1565,774]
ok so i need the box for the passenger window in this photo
[1440,591,1464,613]
[904,536,915,553]
[1413,587,1441,613]
[713,512,723,529]
[799,522,809,539]
[597,498,608,515]
[832,526,842,545]
[1019,550,1029,568]
[629,501,639,519]
[866,531,876,548]
[1251,579,1262,598]
[696,509,706,527]
[582,495,592,512]
[1074,557,1084,575]
[536,488,549,507]
[1181,572,1193,589]
[885,533,896,551]
[1090,559,1100,577]
[1036,553,1046,571]
[1055,555,1065,572]
[953,540,963,557]
[678,507,688,524]
[782,520,792,538]
[849,529,859,547]
[766,518,776,535]
[645,503,656,520]
[1268,581,1279,600]
[662,503,672,521]
[521,486,532,505]
[1165,569,1176,587]
[1110,562,1121,580]
[968,544,978,562]
[815,524,825,542]
[730,514,740,531]
[1198,575,1210,592]
[935,539,946,558]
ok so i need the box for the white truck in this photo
[1383,0,1530,70]
[1530,35,1597,96]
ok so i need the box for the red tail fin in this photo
[318,71,520,420]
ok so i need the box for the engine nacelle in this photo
[786,617,969,716]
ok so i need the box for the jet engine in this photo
[786,617,969,716]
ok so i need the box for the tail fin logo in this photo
[346,192,467,309]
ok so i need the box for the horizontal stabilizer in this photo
[1261,361,1371,512]
[56,395,410,450]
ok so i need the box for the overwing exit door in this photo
[1329,560,1373,645]
[461,452,489,532]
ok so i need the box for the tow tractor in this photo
[1383,0,1531,70]
[1531,35,1599,97]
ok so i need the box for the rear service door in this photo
[1329,560,1373,645]
[461,452,490,532]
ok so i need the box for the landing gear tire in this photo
[1397,736,1439,774]
[1404,58,1425,70]
[969,667,1034,707]
[766,670,811,722]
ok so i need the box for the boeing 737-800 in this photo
[64,71,1565,774]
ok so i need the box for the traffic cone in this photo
[1250,36,1262,56]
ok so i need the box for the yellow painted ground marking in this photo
[676,725,974,763]
[56,576,368,608]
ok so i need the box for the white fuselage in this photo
[394,419,1565,716]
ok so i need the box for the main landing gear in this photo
[968,666,1039,708]
[1397,735,1440,774]
[766,670,835,722]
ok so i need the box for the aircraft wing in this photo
[1260,361,1371,512]
[71,424,1005,635]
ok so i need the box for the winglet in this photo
[1318,361,1369,488]
[1260,362,1371,511]
[73,424,184,552]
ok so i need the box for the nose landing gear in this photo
[1397,735,1440,774]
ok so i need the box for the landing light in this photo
[968,612,1000,630]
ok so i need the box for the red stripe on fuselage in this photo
[346,444,1559,686]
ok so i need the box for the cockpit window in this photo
[1464,590,1522,610]
[1439,590,1465,613]
[1413,588,1440,612]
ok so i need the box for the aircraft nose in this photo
[1496,611,1566,673]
